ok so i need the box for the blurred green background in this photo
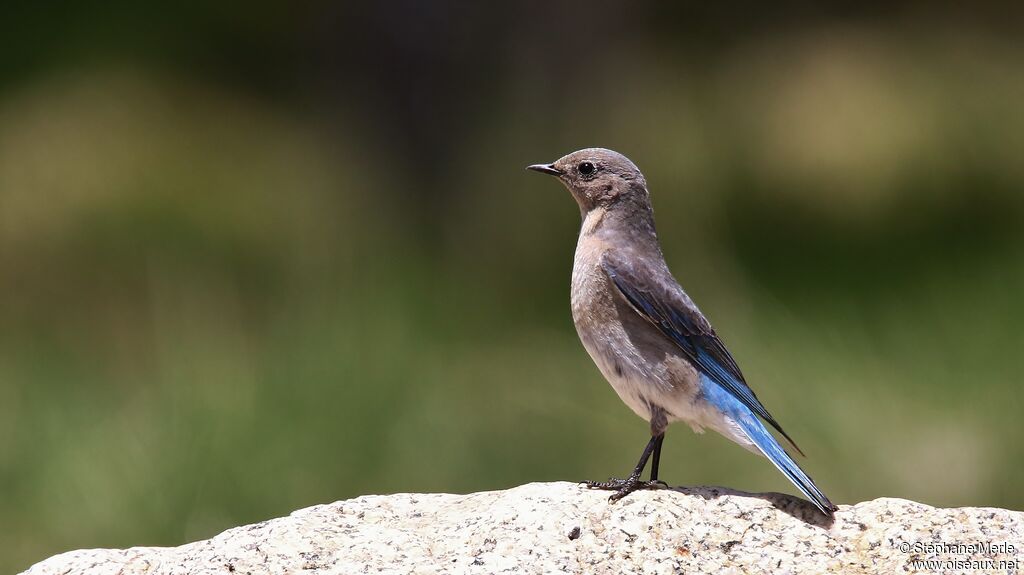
[3,2,1023,570]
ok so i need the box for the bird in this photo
[527,148,837,515]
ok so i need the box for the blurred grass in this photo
[2,23,1024,572]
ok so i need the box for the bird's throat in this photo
[580,207,608,237]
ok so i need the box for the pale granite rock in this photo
[20,482,1024,574]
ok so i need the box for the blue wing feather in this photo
[701,375,836,514]
[602,257,805,456]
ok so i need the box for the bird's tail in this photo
[701,376,837,515]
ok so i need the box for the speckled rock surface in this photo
[21,482,1024,574]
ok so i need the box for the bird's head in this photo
[528,148,648,214]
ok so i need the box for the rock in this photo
[20,482,1024,574]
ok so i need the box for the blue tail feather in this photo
[700,375,836,514]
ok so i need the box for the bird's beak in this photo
[526,163,562,176]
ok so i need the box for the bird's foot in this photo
[583,476,668,502]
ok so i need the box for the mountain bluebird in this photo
[528,148,837,515]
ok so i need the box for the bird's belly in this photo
[572,286,703,425]
[579,330,703,422]
[582,335,659,421]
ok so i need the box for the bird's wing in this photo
[601,253,804,456]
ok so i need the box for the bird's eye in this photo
[578,161,595,175]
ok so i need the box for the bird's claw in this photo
[583,476,667,502]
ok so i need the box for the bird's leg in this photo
[585,432,667,502]
[647,408,669,484]
[649,432,665,481]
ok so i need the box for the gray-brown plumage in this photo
[528,148,836,514]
